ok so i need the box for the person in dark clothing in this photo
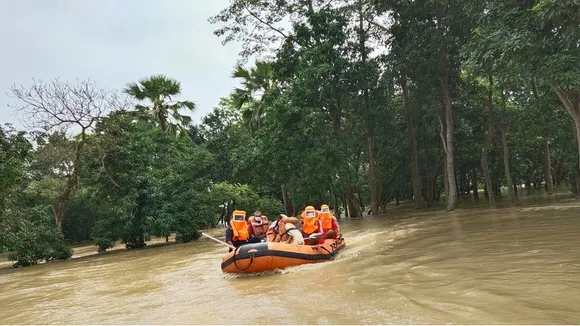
[226,210,261,252]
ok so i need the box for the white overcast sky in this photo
[0,0,244,130]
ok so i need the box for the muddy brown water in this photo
[1,196,579,324]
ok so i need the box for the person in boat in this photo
[279,220,305,245]
[267,214,299,242]
[300,205,324,241]
[226,210,261,251]
[318,204,341,239]
[248,211,269,240]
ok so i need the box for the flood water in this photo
[1,195,580,324]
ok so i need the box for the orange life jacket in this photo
[319,204,334,231]
[249,215,269,236]
[301,207,319,235]
[319,212,333,231]
[231,210,249,241]
[266,228,278,243]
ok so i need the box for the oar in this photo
[201,232,236,250]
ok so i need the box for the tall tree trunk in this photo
[341,195,349,218]
[499,90,515,203]
[345,186,361,218]
[356,1,380,215]
[443,151,449,204]
[500,128,515,202]
[281,183,293,216]
[471,168,479,200]
[440,72,457,211]
[366,133,381,215]
[554,89,580,173]
[572,170,580,198]
[532,77,554,195]
[402,77,423,209]
[427,174,435,208]
[53,133,87,229]
[541,137,554,195]
[484,181,489,199]
[436,2,457,211]
[482,75,495,207]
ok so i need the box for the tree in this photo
[231,60,279,130]
[8,79,126,229]
[84,110,214,251]
[466,0,580,179]
[0,124,71,267]
[124,75,195,136]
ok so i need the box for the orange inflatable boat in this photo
[221,238,346,274]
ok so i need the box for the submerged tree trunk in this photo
[344,184,362,218]
[471,168,479,200]
[426,174,436,207]
[402,78,423,209]
[482,75,495,207]
[572,170,580,198]
[341,195,349,218]
[366,133,381,215]
[499,128,515,202]
[541,137,554,195]
[443,152,449,204]
[499,90,515,203]
[440,74,457,211]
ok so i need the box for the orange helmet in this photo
[304,206,316,218]
[232,210,246,221]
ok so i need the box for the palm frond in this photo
[177,100,196,111]
[124,83,147,100]
[232,65,251,79]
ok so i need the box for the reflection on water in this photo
[1,196,580,324]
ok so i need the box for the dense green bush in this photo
[6,206,72,267]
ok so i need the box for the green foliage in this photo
[199,182,284,224]
[81,110,214,252]
[6,205,72,267]
[0,127,72,266]
[124,74,195,136]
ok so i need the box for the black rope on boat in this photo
[319,245,333,257]
[233,246,255,272]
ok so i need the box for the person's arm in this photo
[310,220,324,237]
[252,218,269,228]
[225,228,234,247]
[332,217,341,234]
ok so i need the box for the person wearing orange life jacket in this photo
[300,205,323,239]
[248,211,269,240]
[318,204,340,239]
[225,210,261,251]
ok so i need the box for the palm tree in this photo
[124,75,195,136]
[231,61,278,130]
